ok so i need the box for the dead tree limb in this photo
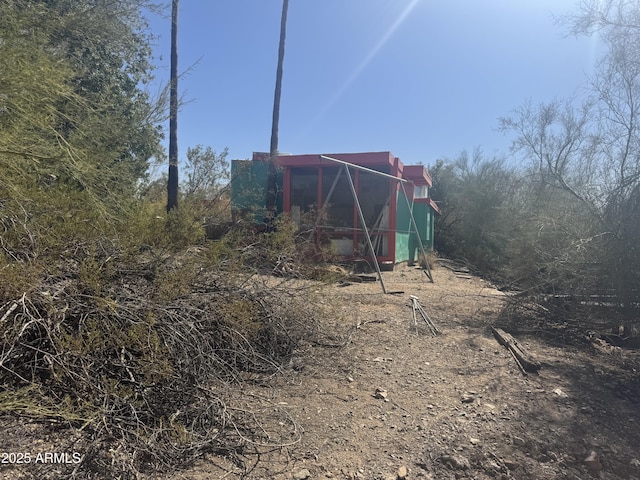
[491,326,541,374]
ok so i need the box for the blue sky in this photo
[146,0,598,167]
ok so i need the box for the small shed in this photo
[231,151,440,269]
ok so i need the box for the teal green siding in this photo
[408,203,435,262]
[396,193,436,264]
[395,191,412,263]
[231,160,283,222]
[395,233,410,263]
[415,203,430,245]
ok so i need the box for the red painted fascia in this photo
[274,151,400,170]
[403,165,433,187]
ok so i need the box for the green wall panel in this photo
[395,233,410,263]
[395,192,436,264]
[231,160,283,223]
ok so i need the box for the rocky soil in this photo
[178,264,640,479]
[2,263,639,479]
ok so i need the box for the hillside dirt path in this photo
[178,264,640,480]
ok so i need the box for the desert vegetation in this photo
[1,0,639,478]
[430,1,640,341]
[0,2,336,477]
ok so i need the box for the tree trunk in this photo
[167,0,179,212]
[266,0,289,216]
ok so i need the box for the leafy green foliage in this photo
[0,0,167,275]
[0,0,162,221]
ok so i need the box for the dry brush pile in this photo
[0,236,325,479]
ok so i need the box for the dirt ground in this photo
[2,263,639,479]
[176,263,640,480]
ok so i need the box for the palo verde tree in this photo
[1,0,162,190]
[0,0,163,259]
[577,2,640,335]
[499,0,640,334]
[499,101,599,299]
[565,0,640,34]
[38,0,162,193]
[429,149,515,275]
[183,146,230,198]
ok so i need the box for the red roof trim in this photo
[403,165,433,187]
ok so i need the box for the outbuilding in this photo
[231,151,440,270]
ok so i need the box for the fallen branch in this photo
[0,253,321,478]
[491,326,541,374]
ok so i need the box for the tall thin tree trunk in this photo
[266,0,289,215]
[167,0,179,212]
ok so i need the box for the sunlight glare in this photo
[296,0,421,142]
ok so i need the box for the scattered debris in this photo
[397,465,408,479]
[439,454,471,470]
[584,451,602,472]
[357,319,388,329]
[552,388,569,398]
[461,393,476,404]
[294,468,312,480]
[437,258,471,274]
[374,387,388,400]
[503,458,519,471]
[491,326,541,374]
[409,295,440,336]
[371,357,393,362]
[454,274,473,280]
[357,275,378,282]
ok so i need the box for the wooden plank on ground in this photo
[491,326,541,374]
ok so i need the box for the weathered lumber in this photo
[491,326,541,374]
